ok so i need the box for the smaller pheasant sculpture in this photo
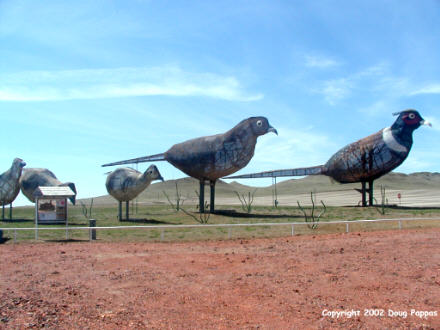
[106,165,164,220]
[226,110,431,206]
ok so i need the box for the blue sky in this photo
[1,0,439,206]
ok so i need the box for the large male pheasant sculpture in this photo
[226,110,431,206]
[102,117,277,212]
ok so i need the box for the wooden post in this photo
[199,181,205,213]
[210,181,215,213]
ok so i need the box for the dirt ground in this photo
[1,228,439,329]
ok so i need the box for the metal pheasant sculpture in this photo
[106,165,164,221]
[20,168,77,205]
[102,117,277,212]
[226,110,431,206]
[0,158,26,220]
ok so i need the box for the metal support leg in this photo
[9,203,12,220]
[199,181,205,213]
[210,181,215,213]
[361,182,367,207]
[2,205,4,221]
[118,201,122,221]
[126,201,129,221]
[368,180,374,206]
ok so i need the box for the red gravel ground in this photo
[1,228,439,329]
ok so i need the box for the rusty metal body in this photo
[165,123,260,181]
[102,117,277,212]
[323,128,409,183]
[0,158,26,220]
[106,165,163,220]
[20,168,77,205]
[226,110,431,206]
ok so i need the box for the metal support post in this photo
[89,219,96,241]
[118,202,122,221]
[199,181,205,213]
[361,182,367,207]
[210,181,215,213]
[368,180,374,206]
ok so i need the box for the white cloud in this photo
[0,66,263,102]
[321,78,351,105]
[252,126,336,169]
[410,84,440,96]
[304,55,341,68]
[314,63,415,106]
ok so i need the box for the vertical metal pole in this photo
[118,201,122,221]
[199,181,205,213]
[89,219,96,241]
[160,229,164,241]
[210,181,215,213]
[9,203,12,220]
[14,229,17,243]
[2,204,4,221]
[398,220,402,230]
[361,182,367,207]
[65,198,69,240]
[291,224,295,236]
[135,163,138,215]
[126,201,129,221]
[35,198,39,240]
[346,223,349,233]
[368,180,374,206]
[228,227,231,239]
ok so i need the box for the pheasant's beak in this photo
[268,126,278,135]
[158,175,164,182]
[421,120,432,127]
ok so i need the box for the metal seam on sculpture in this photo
[382,127,408,153]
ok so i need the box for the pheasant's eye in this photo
[256,120,263,127]
[408,113,416,119]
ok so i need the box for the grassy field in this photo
[1,201,440,243]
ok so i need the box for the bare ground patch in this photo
[1,228,439,328]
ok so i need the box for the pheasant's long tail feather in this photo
[225,165,324,179]
[102,153,166,167]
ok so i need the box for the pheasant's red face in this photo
[402,111,422,126]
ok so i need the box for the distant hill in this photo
[90,171,440,205]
